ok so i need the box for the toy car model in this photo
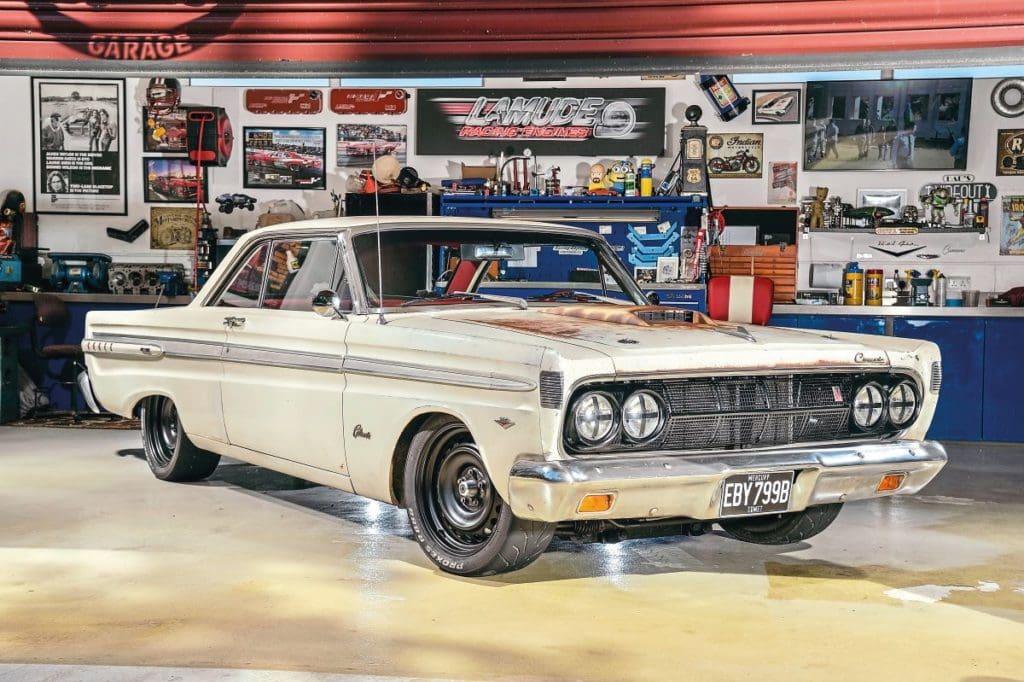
[215,193,257,214]
[82,217,946,576]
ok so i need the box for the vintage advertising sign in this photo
[150,206,196,250]
[245,89,324,115]
[996,129,1024,176]
[31,77,126,215]
[767,161,797,204]
[706,133,763,179]
[416,88,666,155]
[1000,195,1024,256]
[919,181,997,202]
[330,89,408,115]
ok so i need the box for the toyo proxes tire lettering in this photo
[992,79,1024,118]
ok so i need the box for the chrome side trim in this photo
[81,338,165,360]
[222,344,344,372]
[343,355,536,392]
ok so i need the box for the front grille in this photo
[931,362,942,393]
[539,371,564,409]
[566,372,903,454]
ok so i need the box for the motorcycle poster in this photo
[706,133,763,179]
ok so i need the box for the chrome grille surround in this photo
[564,372,915,454]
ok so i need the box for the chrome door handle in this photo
[223,316,246,328]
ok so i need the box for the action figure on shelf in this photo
[923,186,952,226]
[808,186,829,230]
[902,205,920,225]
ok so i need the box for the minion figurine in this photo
[603,159,634,194]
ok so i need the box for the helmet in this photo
[146,78,181,116]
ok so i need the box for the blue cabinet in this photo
[770,313,886,336]
[893,317,985,441]
[982,319,1024,442]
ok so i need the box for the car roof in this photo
[240,215,606,241]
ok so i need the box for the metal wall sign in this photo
[330,89,408,115]
[919,181,997,201]
[996,129,1024,176]
[416,88,666,156]
[245,89,324,115]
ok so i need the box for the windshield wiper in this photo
[449,291,529,310]
[568,290,632,306]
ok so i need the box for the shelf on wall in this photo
[810,227,985,235]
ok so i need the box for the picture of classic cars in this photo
[243,127,326,189]
[82,217,946,577]
[752,89,801,124]
[143,157,207,203]
[143,107,188,153]
[336,123,407,167]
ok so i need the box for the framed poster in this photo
[243,127,326,190]
[996,129,1024,176]
[1000,195,1024,256]
[804,78,972,171]
[752,89,801,124]
[150,206,196,250]
[416,88,666,156]
[707,133,763,179]
[143,158,207,203]
[31,77,126,215]
[142,107,188,153]
[337,124,408,168]
[767,162,798,204]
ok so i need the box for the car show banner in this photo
[31,77,126,215]
[416,88,666,156]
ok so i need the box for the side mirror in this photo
[312,289,346,319]
[646,291,661,305]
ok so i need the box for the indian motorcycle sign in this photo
[416,88,666,156]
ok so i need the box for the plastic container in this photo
[865,269,883,306]
[638,159,653,197]
[843,262,864,306]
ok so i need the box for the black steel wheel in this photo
[404,415,555,576]
[718,503,843,545]
[140,396,220,482]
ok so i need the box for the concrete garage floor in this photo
[0,427,1022,682]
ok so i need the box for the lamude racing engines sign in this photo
[417,88,666,156]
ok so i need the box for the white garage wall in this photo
[0,74,1021,291]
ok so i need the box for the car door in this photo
[217,235,352,475]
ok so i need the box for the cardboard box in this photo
[461,164,496,181]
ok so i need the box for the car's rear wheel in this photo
[140,396,220,482]
[404,415,555,576]
[718,503,843,545]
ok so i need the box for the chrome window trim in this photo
[205,239,272,310]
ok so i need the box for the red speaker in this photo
[186,107,233,167]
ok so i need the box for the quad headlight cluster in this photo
[851,379,919,431]
[569,389,666,449]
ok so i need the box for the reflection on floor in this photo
[0,428,1021,681]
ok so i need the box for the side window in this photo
[215,243,269,308]
[262,238,350,312]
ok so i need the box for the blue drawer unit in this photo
[769,313,886,336]
[652,286,706,309]
[893,317,984,441]
[982,319,1024,442]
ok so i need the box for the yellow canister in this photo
[843,263,864,306]
[864,269,883,306]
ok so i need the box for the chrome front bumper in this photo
[507,440,947,523]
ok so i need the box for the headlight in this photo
[621,390,665,442]
[572,392,618,444]
[852,382,885,429]
[888,381,918,427]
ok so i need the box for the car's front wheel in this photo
[140,396,220,482]
[403,415,555,576]
[717,503,843,545]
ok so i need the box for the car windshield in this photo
[350,227,647,309]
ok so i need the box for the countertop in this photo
[774,304,1024,318]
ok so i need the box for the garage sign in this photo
[416,88,666,156]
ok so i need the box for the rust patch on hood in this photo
[475,316,586,337]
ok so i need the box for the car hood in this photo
[389,305,894,375]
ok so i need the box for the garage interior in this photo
[2,2,1024,680]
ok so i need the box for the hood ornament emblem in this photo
[494,417,516,430]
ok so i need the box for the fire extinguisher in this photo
[697,74,750,122]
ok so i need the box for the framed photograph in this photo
[337,123,408,168]
[752,89,801,124]
[243,127,326,190]
[142,107,188,153]
[706,132,763,179]
[804,78,972,171]
[31,77,126,215]
[996,129,1024,176]
[150,206,196,250]
[143,158,207,203]
[857,188,908,212]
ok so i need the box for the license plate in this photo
[720,471,795,517]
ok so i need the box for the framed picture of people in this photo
[31,77,127,215]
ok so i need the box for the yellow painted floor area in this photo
[0,427,1022,681]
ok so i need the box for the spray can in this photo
[865,268,883,306]
[639,159,654,197]
[844,262,864,306]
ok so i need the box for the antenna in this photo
[372,145,387,325]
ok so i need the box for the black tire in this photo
[140,396,220,482]
[403,415,555,576]
[718,503,843,545]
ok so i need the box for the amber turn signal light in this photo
[577,493,616,513]
[877,473,907,493]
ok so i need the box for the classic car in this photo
[756,94,796,119]
[339,139,400,157]
[246,149,322,173]
[82,217,947,576]
[150,174,199,201]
